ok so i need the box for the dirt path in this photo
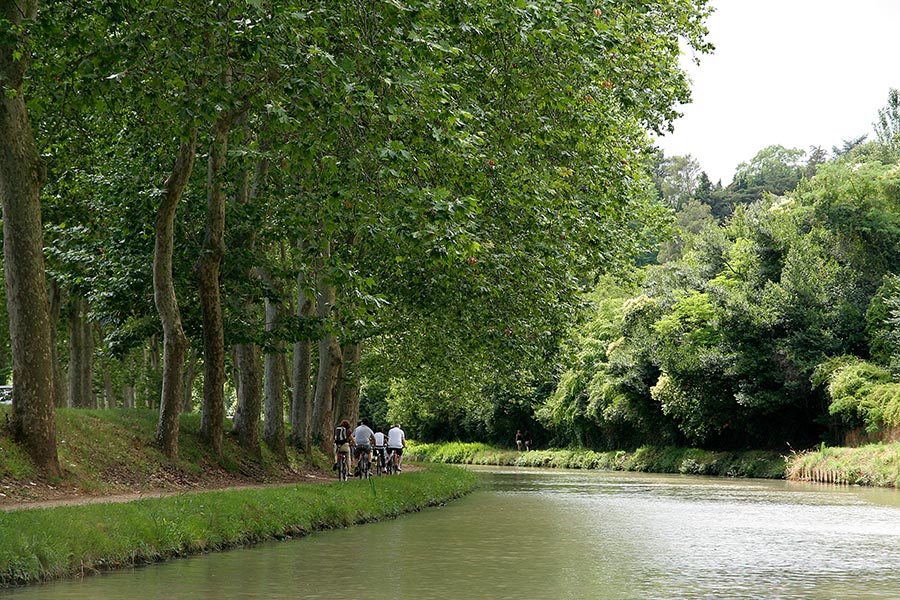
[1,467,420,512]
[0,472,334,512]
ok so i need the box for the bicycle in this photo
[356,448,372,480]
[336,450,350,482]
[374,447,386,476]
[386,449,399,475]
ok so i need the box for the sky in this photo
[655,0,900,185]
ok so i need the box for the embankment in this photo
[0,464,476,587]
[408,441,900,488]
[785,442,900,487]
[406,442,786,478]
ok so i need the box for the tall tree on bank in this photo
[0,0,60,475]
[153,130,198,459]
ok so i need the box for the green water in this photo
[6,467,900,599]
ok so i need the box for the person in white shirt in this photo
[387,423,406,471]
[352,418,375,475]
[373,426,387,473]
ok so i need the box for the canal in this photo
[6,466,900,599]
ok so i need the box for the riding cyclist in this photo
[387,423,406,472]
[333,419,352,476]
[373,425,387,473]
[352,418,376,476]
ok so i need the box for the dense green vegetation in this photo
[408,441,900,488]
[0,465,476,587]
[529,115,900,453]
[0,0,712,472]
[407,441,786,479]
[4,0,900,492]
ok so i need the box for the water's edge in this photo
[0,465,476,588]
[408,442,900,488]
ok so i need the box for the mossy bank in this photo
[407,442,787,478]
[408,441,900,488]
[0,464,476,587]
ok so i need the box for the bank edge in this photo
[407,441,900,488]
[0,464,477,588]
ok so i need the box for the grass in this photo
[407,442,788,479]
[786,442,900,487]
[0,407,477,587]
[1,407,314,501]
[0,464,477,587]
[410,440,900,487]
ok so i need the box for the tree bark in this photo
[182,348,198,413]
[0,0,60,475]
[197,111,236,458]
[124,385,135,409]
[48,279,65,408]
[263,290,286,457]
[233,342,262,455]
[103,368,114,409]
[67,296,93,408]
[230,124,271,455]
[147,333,160,409]
[153,129,198,459]
[291,267,314,451]
[312,250,342,454]
[338,342,362,425]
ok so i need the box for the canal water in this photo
[6,467,900,599]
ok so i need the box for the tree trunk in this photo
[233,343,262,455]
[124,385,135,409]
[312,252,341,454]
[103,368,114,409]
[84,312,94,408]
[153,129,197,459]
[338,342,362,425]
[197,112,235,458]
[182,348,198,413]
[67,296,93,408]
[48,279,65,408]
[230,123,271,455]
[147,333,160,409]
[291,268,314,451]
[0,0,60,475]
[263,291,286,457]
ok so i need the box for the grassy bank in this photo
[1,407,317,503]
[406,442,787,479]
[786,442,900,487]
[0,464,476,587]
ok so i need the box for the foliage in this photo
[539,141,900,451]
[874,88,900,156]
[813,356,900,433]
[406,441,786,479]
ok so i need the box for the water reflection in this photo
[6,468,900,599]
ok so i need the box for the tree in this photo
[153,131,198,458]
[728,145,806,204]
[0,0,60,475]
[874,88,900,154]
[653,153,703,210]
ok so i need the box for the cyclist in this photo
[373,425,387,474]
[352,418,376,476]
[387,423,406,472]
[333,419,352,477]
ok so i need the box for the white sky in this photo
[656,0,900,185]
